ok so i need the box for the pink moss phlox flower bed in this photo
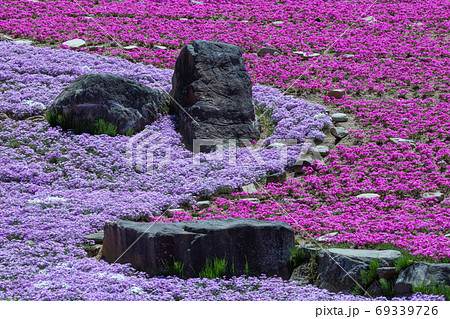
[0,0,448,95]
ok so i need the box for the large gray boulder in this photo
[314,248,402,294]
[170,40,260,151]
[48,73,170,135]
[394,262,450,296]
[103,218,294,278]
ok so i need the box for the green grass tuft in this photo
[46,111,120,137]
[379,278,395,298]
[287,246,307,273]
[199,257,228,279]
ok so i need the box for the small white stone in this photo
[331,113,348,122]
[389,138,415,146]
[45,196,67,203]
[313,113,327,121]
[317,232,338,242]
[272,21,284,25]
[15,40,33,45]
[28,199,43,205]
[154,45,167,50]
[0,34,13,40]
[190,0,203,4]
[195,201,211,209]
[130,286,144,295]
[23,100,46,110]
[356,193,380,199]
[62,39,86,48]
[242,183,258,194]
[362,16,376,23]
[422,192,443,200]
[123,45,138,50]
[267,142,286,149]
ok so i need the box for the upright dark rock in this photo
[48,73,170,135]
[170,40,260,151]
[103,218,294,278]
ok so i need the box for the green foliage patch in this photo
[46,111,133,137]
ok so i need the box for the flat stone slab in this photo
[83,231,104,244]
[103,218,294,278]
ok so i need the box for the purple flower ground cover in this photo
[0,41,403,301]
[0,0,449,300]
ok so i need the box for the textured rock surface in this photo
[266,171,287,184]
[49,73,170,135]
[331,126,349,139]
[103,218,294,278]
[331,113,348,122]
[83,230,104,244]
[257,47,280,58]
[394,262,450,296]
[314,248,402,294]
[390,137,415,145]
[242,183,258,194]
[377,267,397,280]
[170,40,260,150]
[327,89,345,99]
